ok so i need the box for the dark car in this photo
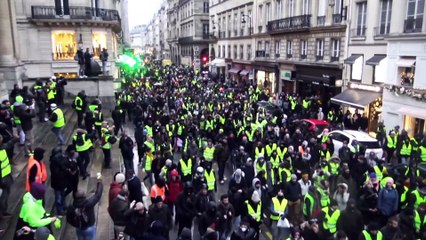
[255,101,283,117]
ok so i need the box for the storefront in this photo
[331,82,382,133]
[211,58,226,77]
[296,65,342,100]
[252,62,278,95]
[279,64,296,94]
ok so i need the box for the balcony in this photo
[267,15,311,34]
[351,27,366,38]
[300,54,307,59]
[374,25,390,37]
[275,53,280,58]
[240,29,244,36]
[330,56,339,62]
[316,55,323,61]
[32,5,120,21]
[317,16,325,26]
[219,31,225,38]
[255,50,266,57]
[234,30,238,36]
[404,17,423,33]
[332,14,342,24]
[178,36,193,44]
[287,53,292,59]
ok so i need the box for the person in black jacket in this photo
[134,123,145,166]
[50,147,70,215]
[198,201,218,237]
[68,178,103,239]
[148,197,172,237]
[119,130,135,172]
[108,189,133,239]
[124,202,148,240]
[112,106,124,135]
[13,96,36,155]
[340,199,364,240]
[231,220,256,240]
[126,169,143,203]
[175,182,197,235]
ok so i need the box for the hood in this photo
[337,183,348,192]
[252,177,261,188]
[110,182,122,190]
[170,169,179,177]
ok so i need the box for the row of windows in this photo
[217,44,252,60]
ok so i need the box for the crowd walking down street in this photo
[0,63,426,240]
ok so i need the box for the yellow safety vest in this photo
[322,207,340,234]
[387,136,397,148]
[362,230,383,240]
[144,140,155,153]
[265,144,277,157]
[0,149,11,178]
[93,112,103,126]
[204,146,215,161]
[270,156,281,169]
[74,96,83,111]
[270,197,288,221]
[277,147,287,161]
[255,147,265,160]
[419,146,426,162]
[52,108,65,128]
[245,200,262,222]
[179,158,192,176]
[204,169,215,191]
[318,188,330,207]
[73,134,93,152]
[10,105,21,125]
[400,141,412,155]
[145,153,153,171]
[280,168,291,183]
[411,190,426,209]
[303,193,315,217]
[414,210,426,232]
[373,165,385,181]
[256,162,267,180]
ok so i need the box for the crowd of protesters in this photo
[0,62,425,240]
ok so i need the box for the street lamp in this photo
[241,14,252,35]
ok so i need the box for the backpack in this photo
[67,206,89,229]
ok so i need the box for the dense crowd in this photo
[0,64,425,240]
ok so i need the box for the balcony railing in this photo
[219,31,225,38]
[31,5,120,21]
[178,36,193,44]
[317,16,325,26]
[351,27,366,37]
[300,54,307,59]
[267,15,311,33]
[228,30,231,37]
[240,29,244,36]
[332,14,342,24]
[316,55,323,61]
[330,56,339,62]
[374,25,390,37]
[287,53,292,59]
[255,50,266,57]
[234,30,238,36]
[404,17,423,33]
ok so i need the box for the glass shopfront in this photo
[92,31,107,58]
[256,70,276,96]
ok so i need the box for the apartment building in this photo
[380,0,426,136]
[209,0,254,81]
[167,0,180,64]
[252,0,347,98]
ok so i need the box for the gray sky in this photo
[128,0,163,29]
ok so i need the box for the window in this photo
[334,0,342,14]
[405,0,424,32]
[257,41,263,50]
[228,15,232,37]
[379,0,392,35]
[52,30,76,60]
[247,44,252,60]
[240,45,244,59]
[92,31,107,58]
[265,41,270,55]
[228,45,231,58]
[331,39,340,61]
[302,0,310,15]
[356,2,367,36]
[399,57,416,86]
[203,2,209,13]
[274,41,280,56]
[266,3,271,22]
[222,46,225,58]
[300,40,308,58]
[203,24,209,37]
[258,5,263,26]
[318,0,326,17]
[233,45,237,59]
[316,39,324,60]
[234,13,238,36]
[218,45,221,58]
[276,0,282,19]
[55,0,70,15]
[286,40,292,58]
[288,0,294,17]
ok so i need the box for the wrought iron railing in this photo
[317,16,325,26]
[31,5,120,21]
[404,17,423,33]
[267,15,311,33]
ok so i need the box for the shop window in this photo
[404,115,426,136]
[92,31,107,58]
[351,55,363,81]
[399,58,416,86]
[51,30,76,60]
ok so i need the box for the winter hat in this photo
[165,159,172,167]
[33,147,45,161]
[134,202,144,211]
[386,177,394,185]
[34,227,51,240]
[30,183,46,200]
[251,191,260,203]
[196,166,204,174]
[235,169,242,177]
[153,196,163,204]
[114,173,125,184]
[171,169,179,177]
[291,174,297,181]
[369,172,377,179]
[179,228,192,240]
[50,103,57,110]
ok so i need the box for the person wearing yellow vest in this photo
[319,199,340,238]
[303,186,321,220]
[0,135,18,218]
[269,189,289,240]
[414,203,426,239]
[101,123,117,169]
[73,91,86,128]
[407,183,426,210]
[359,222,383,240]
[49,104,65,145]
[92,107,103,139]
[15,183,58,240]
[204,162,217,195]
[398,136,412,164]
[279,161,292,184]
[46,78,57,105]
[26,148,47,192]
[17,226,56,240]
[178,156,193,183]
[203,140,215,162]
[385,131,397,162]
[243,191,263,240]
[418,143,426,163]
[72,129,93,180]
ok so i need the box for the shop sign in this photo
[280,70,292,80]
[349,82,382,92]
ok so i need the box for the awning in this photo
[366,54,386,66]
[331,89,382,109]
[398,106,426,119]
[344,54,363,64]
[240,69,250,76]
[211,58,226,67]
[397,58,416,67]
[228,68,241,74]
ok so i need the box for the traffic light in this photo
[202,56,208,63]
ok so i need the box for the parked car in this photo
[293,119,331,135]
[328,130,384,159]
[255,101,283,117]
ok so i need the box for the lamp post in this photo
[241,14,252,35]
